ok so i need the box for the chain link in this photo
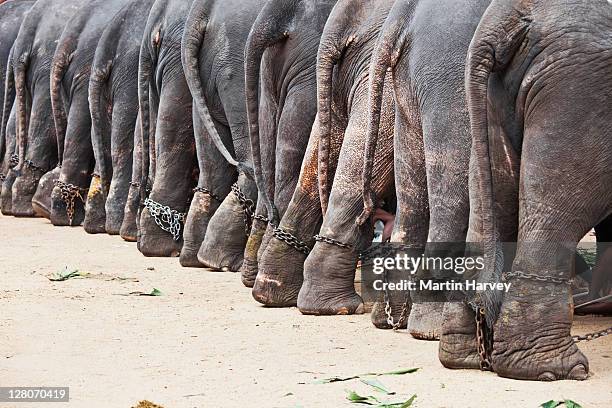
[273,226,312,255]
[9,154,18,167]
[54,180,87,225]
[230,183,255,236]
[143,197,186,241]
[573,327,612,343]
[252,214,269,223]
[382,267,410,330]
[0,173,5,182]
[193,186,223,203]
[313,234,352,249]
[24,159,45,173]
[475,307,493,371]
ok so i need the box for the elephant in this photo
[87,0,156,234]
[3,0,85,217]
[0,0,34,210]
[48,0,131,227]
[137,0,198,257]
[241,0,337,288]
[251,0,396,309]
[296,0,396,315]
[464,0,611,381]
[358,0,494,335]
[180,0,266,269]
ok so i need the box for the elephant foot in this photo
[104,206,125,235]
[83,179,106,234]
[297,279,364,315]
[438,302,480,369]
[407,302,445,340]
[197,200,247,271]
[32,200,50,219]
[197,245,243,272]
[370,299,410,330]
[240,218,268,287]
[179,241,204,267]
[137,211,182,257]
[31,168,59,219]
[297,241,364,315]
[119,185,139,241]
[120,216,138,242]
[251,235,308,307]
[491,292,589,381]
[1,171,17,215]
[11,198,36,217]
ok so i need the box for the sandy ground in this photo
[1,215,611,408]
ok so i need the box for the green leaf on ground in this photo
[398,394,416,407]
[148,288,163,296]
[541,401,582,408]
[48,267,84,281]
[360,378,395,395]
[346,390,415,408]
[317,368,419,383]
[345,390,378,405]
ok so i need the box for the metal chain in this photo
[475,307,493,371]
[502,271,573,285]
[54,180,87,225]
[313,234,352,249]
[24,159,45,173]
[230,183,255,236]
[0,173,5,182]
[193,186,223,203]
[9,154,18,167]
[273,226,312,255]
[143,197,186,241]
[382,267,410,330]
[573,327,612,343]
[252,214,269,223]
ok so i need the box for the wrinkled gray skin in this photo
[119,115,142,242]
[359,0,492,336]
[249,0,396,311]
[3,0,84,217]
[48,0,129,227]
[180,0,265,269]
[242,0,337,288]
[465,0,611,381]
[0,0,34,211]
[87,0,156,234]
[137,0,198,257]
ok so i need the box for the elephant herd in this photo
[1,0,610,382]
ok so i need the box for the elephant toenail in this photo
[568,364,588,380]
[538,371,556,381]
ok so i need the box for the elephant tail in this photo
[137,30,157,207]
[181,0,252,180]
[356,0,413,226]
[243,0,299,225]
[316,0,360,215]
[50,41,75,166]
[0,47,16,162]
[13,54,27,166]
[465,1,531,324]
[88,57,113,195]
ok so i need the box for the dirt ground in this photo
[1,215,611,408]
